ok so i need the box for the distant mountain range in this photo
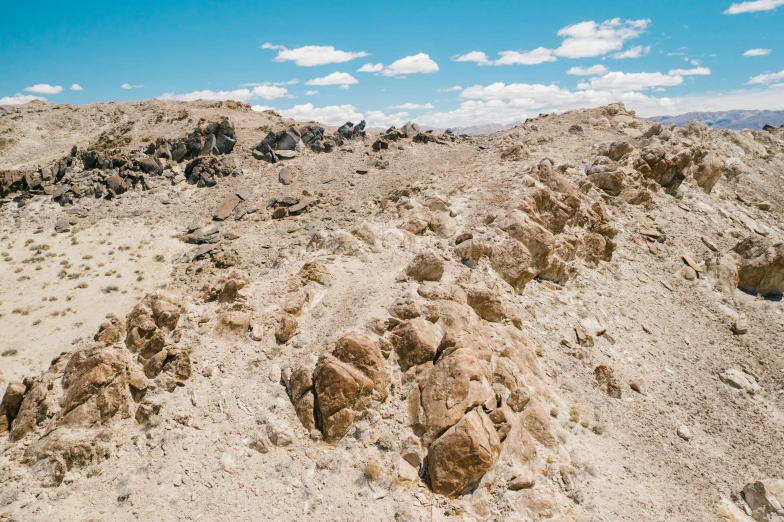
[649,110,784,130]
[448,122,521,135]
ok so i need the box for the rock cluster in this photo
[0,292,189,486]
[253,120,367,163]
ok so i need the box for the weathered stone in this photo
[214,193,241,221]
[720,369,760,394]
[693,153,724,192]
[743,479,784,522]
[594,364,621,398]
[406,250,444,281]
[426,409,501,497]
[0,382,26,431]
[733,237,784,297]
[333,332,389,401]
[275,314,298,343]
[314,353,374,443]
[391,318,443,369]
[415,346,493,445]
[215,311,250,337]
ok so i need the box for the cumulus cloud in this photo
[724,0,784,14]
[453,51,490,65]
[382,53,439,76]
[747,69,784,84]
[304,72,359,88]
[668,67,712,76]
[567,65,609,76]
[23,84,63,94]
[0,93,47,105]
[262,103,364,126]
[455,18,650,67]
[437,85,463,92]
[613,45,651,59]
[388,103,434,109]
[744,48,772,56]
[554,18,650,58]
[364,110,411,128]
[577,71,684,91]
[357,63,384,73]
[70,84,83,91]
[261,43,369,66]
[121,84,144,89]
[305,90,319,95]
[158,85,288,102]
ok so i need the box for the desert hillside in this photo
[1,99,784,522]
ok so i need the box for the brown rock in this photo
[426,409,501,497]
[391,317,443,369]
[0,381,26,430]
[594,364,621,398]
[733,237,784,297]
[215,311,251,337]
[313,353,374,443]
[465,284,506,323]
[214,193,241,221]
[94,317,126,346]
[406,250,444,282]
[275,314,298,343]
[333,332,389,401]
[416,346,493,445]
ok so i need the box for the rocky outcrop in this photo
[732,237,784,297]
[2,292,189,485]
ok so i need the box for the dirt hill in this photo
[1,99,783,522]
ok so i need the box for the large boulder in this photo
[406,250,445,281]
[313,353,374,443]
[333,332,389,401]
[0,382,26,433]
[693,153,724,192]
[411,345,494,445]
[733,238,784,297]
[391,318,443,369]
[426,409,502,497]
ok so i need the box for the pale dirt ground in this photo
[0,99,783,522]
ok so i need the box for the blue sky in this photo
[1,0,783,127]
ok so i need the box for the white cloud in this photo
[305,90,319,96]
[382,53,439,76]
[364,110,411,128]
[747,69,784,84]
[357,63,384,73]
[266,103,364,126]
[261,43,369,66]
[437,85,463,92]
[70,84,83,91]
[388,103,434,109]
[613,45,651,59]
[494,48,557,65]
[567,65,609,76]
[668,67,712,76]
[158,85,288,102]
[577,71,684,91]
[744,48,772,56]
[304,72,359,88]
[0,93,46,105]
[121,84,143,89]
[453,51,490,65]
[456,18,650,68]
[554,18,650,58]
[724,0,784,14]
[240,79,299,87]
[23,84,63,94]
